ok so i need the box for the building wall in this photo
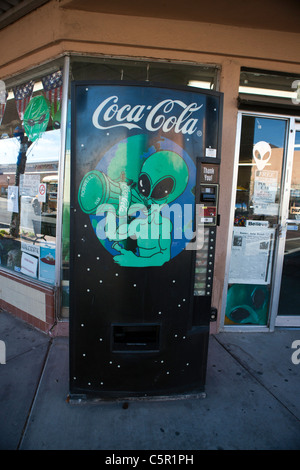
[0,1,299,333]
[0,270,55,333]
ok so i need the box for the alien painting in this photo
[78,134,195,268]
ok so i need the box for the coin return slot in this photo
[112,324,160,352]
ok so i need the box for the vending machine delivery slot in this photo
[112,324,161,352]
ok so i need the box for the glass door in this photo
[223,112,289,329]
[276,124,300,326]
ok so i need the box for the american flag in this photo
[0,89,7,126]
[13,80,34,122]
[42,71,63,117]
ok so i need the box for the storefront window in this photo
[61,100,71,317]
[239,68,300,112]
[70,56,219,89]
[0,66,64,284]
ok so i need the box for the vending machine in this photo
[69,81,223,399]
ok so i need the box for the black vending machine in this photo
[69,81,223,399]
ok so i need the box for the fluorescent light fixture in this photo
[239,85,298,100]
[188,80,211,89]
[238,163,271,167]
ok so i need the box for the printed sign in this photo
[20,174,40,197]
[253,170,278,204]
[229,227,275,285]
[290,206,300,217]
[21,242,40,257]
[7,186,19,213]
[200,164,219,183]
[39,244,55,283]
[205,147,217,158]
[21,252,38,278]
[38,183,46,203]
[246,220,269,228]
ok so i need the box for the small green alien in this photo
[23,95,50,142]
[78,150,189,267]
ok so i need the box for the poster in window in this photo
[229,227,275,285]
[39,244,55,283]
[7,186,19,213]
[253,170,279,216]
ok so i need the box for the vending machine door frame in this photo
[69,80,223,398]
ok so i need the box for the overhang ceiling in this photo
[0,0,299,33]
[0,0,49,30]
[61,0,300,33]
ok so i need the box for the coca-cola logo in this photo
[92,95,203,135]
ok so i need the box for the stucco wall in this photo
[0,1,300,77]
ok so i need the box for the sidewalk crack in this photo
[16,338,53,450]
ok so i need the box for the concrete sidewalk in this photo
[0,309,299,450]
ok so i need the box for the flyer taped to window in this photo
[229,227,275,285]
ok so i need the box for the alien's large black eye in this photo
[138,173,151,198]
[230,307,250,323]
[38,113,46,124]
[151,177,174,200]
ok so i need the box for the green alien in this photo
[23,95,50,142]
[78,150,189,267]
[225,284,269,325]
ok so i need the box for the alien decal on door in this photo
[78,135,195,267]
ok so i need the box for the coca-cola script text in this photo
[92,96,203,134]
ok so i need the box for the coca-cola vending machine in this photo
[69,81,223,399]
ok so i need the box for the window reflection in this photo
[0,72,61,284]
[225,115,287,326]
